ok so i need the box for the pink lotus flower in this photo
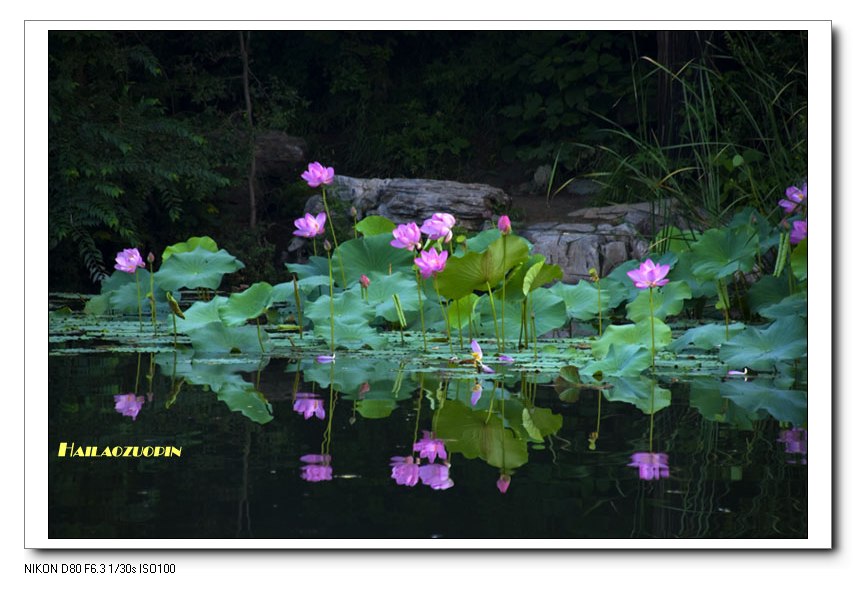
[316,354,336,364]
[390,456,420,486]
[114,248,145,273]
[293,212,326,239]
[497,473,511,494]
[301,162,335,188]
[470,340,495,373]
[360,274,371,288]
[418,463,454,490]
[497,354,515,364]
[293,393,325,420]
[470,383,483,406]
[414,248,448,279]
[390,222,423,251]
[790,219,807,244]
[498,215,512,235]
[626,259,670,289]
[420,213,456,243]
[628,452,670,480]
[413,431,447,463]
[779,182,807,213]
[300,454,333,482]
[114,393,144,420]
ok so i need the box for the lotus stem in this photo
[649,286,656,370]
[485,282,500,348]
[172,312,177,349]
[500,234,507,353]
[416,271,427,353]
[326,247,335,354]
[293,278,304,339]
[148,259,158,333]
[530,310,538,361]
[455,299,464,351]
[256,317,266,354]
[433,279,454,354]
[321,186,348,288]
[134,270,143,332]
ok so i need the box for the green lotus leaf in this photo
[311,318,388,350]
[666,251,717,299]
[688,226,759,281]
[356,398,398,419]
[365,272,420,323]
[592,318,672,359]
[625,280,693,323]
[522,259,564,296]
[355,215,398,237]
[689,376,757,430]
[602,377,671,414]
[219,282,274,326]
[747,274,791,315]
[551,280,602,321]
[184,321,269,356]
[719,317,807,371]
[335,233,414,286]
[213,381,274,425]
[653,225,698,253]
[162,236,218,262]
[757,291,808,321]
[521,406,563,442]
[285,257,330,282]
[464,228,502,253]
[434,400,529,470]
[438,293,480,334]
[581,344,650,377]
[669,322,746,353]
[479,288,566,340]
[719,379,807,426]
[175,296,229,332]
[304,290,373,327]
[85,268,174,316]
[156,248,245,291]
[436,234,531,300]
[790,239,807,281]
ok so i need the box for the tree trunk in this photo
[239,31,257,229]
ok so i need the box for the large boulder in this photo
[304,176,511,231]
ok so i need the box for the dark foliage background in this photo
[48,30,806,292]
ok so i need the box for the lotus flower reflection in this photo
[418,463,454,490]
[627,259,670,289]
[301,162,335,187]
[778,427,807,464]
[413,431,447,463]
[300,454,333,482]
[114,248,145,273]
[390,456,420,487]
[293,393,326,420]
[628,452,670,480]
[114,393,144,421]
[497,473,511,494]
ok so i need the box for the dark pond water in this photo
[47,350,807,540]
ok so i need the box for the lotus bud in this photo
[350,206,358,218]
[360,274,371,289]
[147,252,155,265]
[323,239,332,252]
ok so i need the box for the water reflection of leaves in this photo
[434,400,529,470]
[601,377,671,415]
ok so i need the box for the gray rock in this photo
[305,176,511,231]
